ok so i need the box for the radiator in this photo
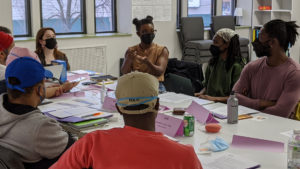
[60,45,107,74]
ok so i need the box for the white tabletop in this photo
[44,84,300,169]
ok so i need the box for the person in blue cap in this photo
[0,57,75,169]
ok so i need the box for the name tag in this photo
[186,101,219,124]
[155,113,184,137]
[102,96,117,112]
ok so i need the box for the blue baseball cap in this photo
[5,57,53,93]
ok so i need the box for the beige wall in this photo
[1,0,298,77]
[2,0,181,76]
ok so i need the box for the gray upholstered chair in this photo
[0,145,24,169]
[180,17,213,64]
[210,15,250,62]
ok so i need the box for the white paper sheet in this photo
[106,81,118,91]
[198,153,260,169]
[193,98,214,105]
[132,0,153,6]
[132,0,172,21]
[280,130,293,137]
[132,6,153,19]
[39,100,92,113]
[204,103,258,117]
[153,5,171,21]
[159,92,192,103]
[153,0,171,5]
[49,107,99,118]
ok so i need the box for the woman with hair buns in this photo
[195,28,246,103]
[121,16,169,93]
[233,19,300,118]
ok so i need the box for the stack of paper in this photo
[198,153,260,169]
[39,99,113,123]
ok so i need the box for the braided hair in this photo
[264,19,299,52]
[209,34,244,71]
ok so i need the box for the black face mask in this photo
[141,33,155,45]
[209,45,222,56]
[252,39,271,58]
[45,38,57,49]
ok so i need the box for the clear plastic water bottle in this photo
[101,81,107,104]
[227,91,238,124]
[288,129,300,169]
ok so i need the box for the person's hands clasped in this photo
[127,49,150,65]
[135,54,150,65]
[127,49,137,60]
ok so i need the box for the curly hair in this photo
[132,16,154,32]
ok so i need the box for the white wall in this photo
[236,0,252,26]
[1,0,298,77]
[1,0,182,77]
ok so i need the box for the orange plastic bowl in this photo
[205,123,221,133]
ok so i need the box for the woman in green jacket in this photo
[195,28,246,103]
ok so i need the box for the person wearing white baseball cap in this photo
[51,72,202,169]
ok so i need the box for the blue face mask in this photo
[209,137,229,152]
[117,96,158,107]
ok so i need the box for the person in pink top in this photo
[50,72,203,169]
[233,19,300,118]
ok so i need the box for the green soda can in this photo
[184,115,194,136]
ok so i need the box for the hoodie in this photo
[0,93,68,163]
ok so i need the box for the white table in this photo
[158,98,300,169]
[45,85,300,169]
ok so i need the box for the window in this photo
[40,0,86,34]
[95,0,116,33]
[222,0,235,16]
[187,0,215,27]
[12,0,31,37]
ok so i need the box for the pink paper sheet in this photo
[102,96,117,111]
[155,113,184,137]
[56,91,85,98]
[231,135,284,153]
[186,101,218,124]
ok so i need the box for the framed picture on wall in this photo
[188,0,200,8]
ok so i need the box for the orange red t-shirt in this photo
[50,126,202,169]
